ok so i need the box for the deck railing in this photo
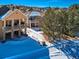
[3,24,25,31]
[3,26,12,31]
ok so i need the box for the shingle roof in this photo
[0,6,10,20]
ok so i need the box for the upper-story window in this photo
[6,20,12,27]
[21,19,25,25]
[29,16,36,20]
[14,20,19,26]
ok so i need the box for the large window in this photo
[5,32,11,39]
[31,23,35,27]
[6,20,12,27]
[21,19,25,25]
[14,31,19,37]
[14,20,19,26]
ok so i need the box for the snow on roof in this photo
[29,11,41,16]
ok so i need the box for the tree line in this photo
[40,5,79,42]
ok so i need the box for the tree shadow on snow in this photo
[54,39,79,59]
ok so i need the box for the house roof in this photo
[0,8,27,21]
[29,11,41,20]
[29,11,41,16]
[0,6,10,20]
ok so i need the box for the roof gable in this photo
[30,11,41,16]
[0,6,10,20]
[0,9,27,21]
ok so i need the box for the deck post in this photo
[30,20,31,28]
[11,31,14,38]
[11,20,14,38]
[3,21,6,41]
[35,20,37,27]
[19,20,21,36]
[24,18,27,35]
[27,15,29,27]
[3,31,5,41]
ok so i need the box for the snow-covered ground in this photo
[48,46,68,59]
[26,28,79,59]
[0,28,79,59]
[26,28,52,46]
[0,35,68,59]
[0,36,79,59]
[24,28,68,59]
[0,36,49,59]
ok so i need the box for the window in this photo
[14,20,19,26]
[31,23,35,27]
[6,20,12,27]
[21,19,25,25]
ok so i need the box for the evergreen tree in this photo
[40,7,79,42]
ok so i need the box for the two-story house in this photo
[0,9,27,41]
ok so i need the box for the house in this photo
[0,9,28,41]
[28,11,43,28]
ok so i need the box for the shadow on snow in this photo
[53,39,79,59]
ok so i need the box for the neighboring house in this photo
[0,9,27,41]
[29,16,41,28]
[28,11,42,28]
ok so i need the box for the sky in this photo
[0,0,79,8]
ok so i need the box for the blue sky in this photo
[0,0,79,8]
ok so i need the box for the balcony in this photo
[13,24,25,30]
[3,26,12,32]
[3,24,25,32]
[20,24,25,29]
